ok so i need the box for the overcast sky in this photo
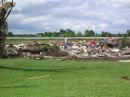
[8,0,130,34]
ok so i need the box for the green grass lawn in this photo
[0,59,130,97]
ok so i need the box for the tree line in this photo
[8,29,130,37]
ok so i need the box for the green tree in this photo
[101,31,111,37]
[65,29,75,37]
[127,29,130,36]
[60,29,66,34]
[8,32,14,37]
[76,32,82,37]
[37,33,44,37]
[52,32,60,37]
[43,32,52,37]
[84,29,95,37]
[117,33,122,37]
[59,29,75,37]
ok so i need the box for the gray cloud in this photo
[7,0,130,34]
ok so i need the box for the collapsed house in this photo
[63,39,130,60]
[0,1,129,60]
[4,39,130,60]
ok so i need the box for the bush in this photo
[119,38,130,48]
[42,44,61,57]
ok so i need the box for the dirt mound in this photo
[121,76,130,81]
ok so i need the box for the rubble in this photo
[119,60,130,62]
[62,40,130,60]
[2,39,130,60]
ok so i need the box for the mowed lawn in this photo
[0,59,130,97]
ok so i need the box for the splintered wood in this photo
[27,75,49,80]
[0,2,14,11]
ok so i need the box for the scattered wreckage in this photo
[3,40,130,60]
[4,42,68,59]
[64,42,130,60]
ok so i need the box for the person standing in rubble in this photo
[107,35,113,48]
[64,36,68,49]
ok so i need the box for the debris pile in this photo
[62,38,130,60]
[3,38,130,60]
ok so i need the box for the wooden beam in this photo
[27,75,49,80]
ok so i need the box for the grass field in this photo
[0,59,130,97]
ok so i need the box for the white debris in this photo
[111,48,120,52]
[119,60,130,62]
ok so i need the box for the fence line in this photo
[7,37,130,40]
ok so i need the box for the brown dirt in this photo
[121,76,130,81]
